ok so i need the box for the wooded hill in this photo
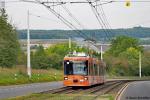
[18,26,150,44]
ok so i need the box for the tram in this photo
[63,52,105,87]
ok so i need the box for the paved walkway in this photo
[0,81,63,99]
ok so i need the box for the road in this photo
[119,81,150,100]
[0,81,63,99]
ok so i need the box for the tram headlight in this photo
[80,79,84,82]
[67,62,69,64]
[84,77,88,80]
[64,77,68,80]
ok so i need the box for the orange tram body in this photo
[63,53,106,87]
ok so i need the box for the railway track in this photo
[39,80,148,100]
[41,80,130,95]
[39,80,133,100]
[71,80,129,100]
[40,86,72,94]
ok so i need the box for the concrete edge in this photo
[115,82,130,100]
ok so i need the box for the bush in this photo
[0,9,20,68]
[104,36,143,76]
[31,42,99,69]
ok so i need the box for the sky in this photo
[2,0,150,30]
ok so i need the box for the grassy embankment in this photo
[0,66,149,86]
[7,94,114,100]
[0,66,63,86]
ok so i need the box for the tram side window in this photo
[98,65,100,76]
[64,61,73,75]
[92,63,95,76]
[100,66,102,76]
[102,66,104,75]
[96,64,98,76]
[100,66,102,75]
[91,64,93,76]
[89,63,92,75]
[98,63,100,76]
[94,64,97,76]
[85,61,88,75]
[99,64,102,76]
[94,64,96,75]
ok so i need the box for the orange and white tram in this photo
[63,52,105,87]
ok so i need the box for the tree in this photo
[31,45,50,69]
[31,42,100,69]
[107,36,142,57]
[141,51,150,76]
[0,9,20,68]
[105,36,143,76]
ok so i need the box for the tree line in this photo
[104,36,150,76]
[18,27,150,44]
[17,42,100,69]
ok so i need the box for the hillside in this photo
[17,26,150,44]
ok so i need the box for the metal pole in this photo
[139,51,141,78]
[27,10,31,78]
[100,45,103,60]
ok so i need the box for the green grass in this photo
[0,66,63,86]
[6,94,115,100]
[98,94,115,100]
[0,66,149,86]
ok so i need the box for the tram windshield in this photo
[64,61,88,75]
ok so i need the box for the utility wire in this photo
[56,0,85,29]
[40,0,150,3]
[86,0,112,41]
[56,0,97,41]
[93,0,116,39]
[34,0,90,39]
[97,1,132,38]
[96,0,115,38]
[94,0,150,2]
[93,1,113,6]
[55,0,91,40]
[5,0,150,4]
[95,0,134,39]
[7,0,150,41]
[5,0,97,40]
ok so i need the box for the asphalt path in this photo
[119,81,150,100]
[0,81,63,99]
